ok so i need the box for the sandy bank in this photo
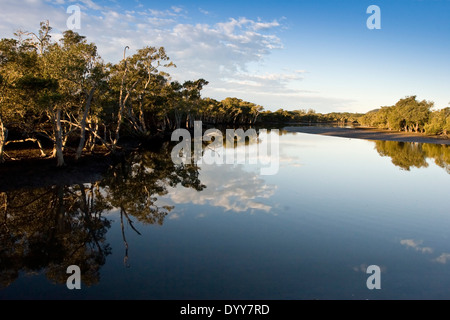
[283,126,450,145]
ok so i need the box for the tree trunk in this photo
[5,138,46,157]
[138,100,147,134]
[113,101,125,150]
[0,117,7,163]
[35,138,46,157]
[88,120,99,152]
[186,113,190,129]
[174,109,182,129]
[76,87,96,160]
[113,81,139,150]
[54,109,65,167]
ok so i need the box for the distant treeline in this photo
[359,96,450,136]
[264,95,450,137]
[257,109,363,125]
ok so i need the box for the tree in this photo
[13,21,69,166]
[387,96,432,132]
[6,23,112,165]
[182,79,209,128]
[425,107,450,136]
[0,37,46,162]
[109,46,175,148]
[56,30,108,160]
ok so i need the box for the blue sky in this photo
[1,0,449,113]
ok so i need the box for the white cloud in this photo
[171,6,183,14]
[400,239,434,254]
[80,0,102,11]
[352,264,387,273]
[434,253,450,264]
[0,1,317,110]
[399,239,450,265]
[199,8,210,16]
[168,212,181,220]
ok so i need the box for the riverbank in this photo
[283,126,450,145]
[0,138,150,192]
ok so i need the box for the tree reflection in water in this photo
[374,141,450,174]
[0,142,205,288]
[1,137,448,290]
[0,184,111,288]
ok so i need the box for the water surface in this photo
[1,130,449,300]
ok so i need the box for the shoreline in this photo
[283,125,450,145]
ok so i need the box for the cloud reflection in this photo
[399,239,450,265]
[400,239,434,254]
[433,253,450,264]
[352,264,387,273]
[165,163,277,215]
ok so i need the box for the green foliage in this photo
[359,96,436,134]
[424,108,450,135]
[258,108,363,124]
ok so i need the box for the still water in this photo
[1,129,449,300]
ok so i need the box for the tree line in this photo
[359,95,450,135]
[257,108,364,125]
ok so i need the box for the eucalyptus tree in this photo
[0,38,21,162]
[0,36,50,162]
[181,79,209,128]
[11,22,72,166]
[128,46,175,135]
[12,20,67,166]
[10,22,110,165]
[109,46,175,148]
[385,96,432,132]
[56,30,109,160]
[163,80,184,130]
[425,107,450,136]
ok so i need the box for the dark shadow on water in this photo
[0,142,205,290]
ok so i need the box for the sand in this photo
[283,126,450,145]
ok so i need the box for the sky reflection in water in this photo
[1,131,449,300]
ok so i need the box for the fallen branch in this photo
[60,120,113,152]
[5,138,47,157]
